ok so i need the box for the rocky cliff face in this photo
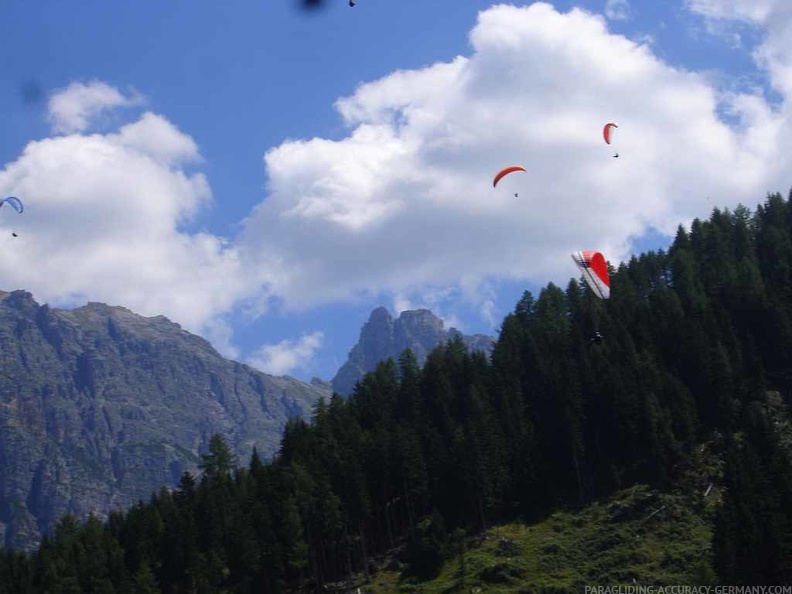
[331,307,495,395]
[0,290,331,550]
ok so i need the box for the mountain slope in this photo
[331,307,494,395]
[0,291,330,549]
[365,485,717,592]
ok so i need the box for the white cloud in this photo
[605,0,630,21]
[246,332,324,376]
[480,298,498,329]
[4,2,792,370]
[115,112,201,167]
[203,318,241,361]
[48,81,144,135]
[633,33,655,46]
[393,295,414,314]
[0,97,257,350]
[393,286,466,328]
[238,2,789,319]
[442,313,465,333]
[686,0,774,22]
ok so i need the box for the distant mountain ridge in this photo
[331,307,495,395]
[0,290,331,550]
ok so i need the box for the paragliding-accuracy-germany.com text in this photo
[585,584,792,594]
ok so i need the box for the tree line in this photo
[3,192,792,591]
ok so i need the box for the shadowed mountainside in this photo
[0,291,331,549]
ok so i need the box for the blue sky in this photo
[1,0,790,382]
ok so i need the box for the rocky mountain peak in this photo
[369,306,391,321]
[397,308,444,334]
[331,307,495,396]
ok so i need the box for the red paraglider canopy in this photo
[493,166,526,188]
[603,123,618,145]
[571,250,610,299]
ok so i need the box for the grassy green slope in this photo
[366,485,718,593]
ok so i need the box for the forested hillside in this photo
[2,192,792,592]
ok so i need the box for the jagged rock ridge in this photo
[0,290,331,550]
[331,307,495,395]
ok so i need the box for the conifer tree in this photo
[200,433,237,480]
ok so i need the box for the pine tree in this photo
[200,433,237,480]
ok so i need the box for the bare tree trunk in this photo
[403,478,416,537]
[477,489,487,532]
[359,522,370,582]
[385,501,395,549]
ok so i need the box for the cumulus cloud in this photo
[48,81,144,135]
[0,98,256,349]
[605,0,630,21]
[246,332,324,376]
[4,2,792,366]
[115,112,202,167]
[238,1,790,322]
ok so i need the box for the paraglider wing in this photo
[603,122,618,145]
[493,166,526,188]
[0,197,23,213]
[571,250,610,299]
